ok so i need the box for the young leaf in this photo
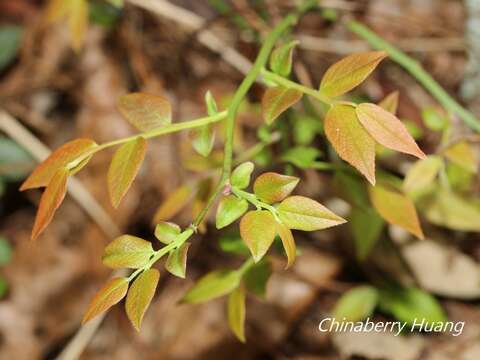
[21,138,96,190]
[192,125,215,157]
[204,90,218,115]
[443,141,477,173]
[240,210,277,262]
[350,207,384,261]
[369,184,424,239]
[253,172,299,204]
[243,260,272,298]
[278,196,346,231]
[319,51,387,98]
[107,136,147,208]
[125,269,159,331]
[333,286,379,322]
[403,156,443,194]
[276,222,296,269]
[82,277,128,324]
[356,103,426,159]
[154,222,181,244]
[378,91,399,114]
[181,270,241,304]
[228,286,246,342]
[230,162,254,189]
[325,104,376,185]
[261,86,302,125]
[31,168,69,240]
[165,242,191,278]
[118,93,172,132]
[269,40,299,77]
[102,235,154,269]
[216,195,249,229]
[153,185,193,223]
[69,0,88,52]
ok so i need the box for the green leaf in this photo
[277,196,346,231]
[228,286,246,342]
[230,162,254,190]
[0,277,7,299]
[325,104,376,185]
[181,270,242,304]
[165,242,190,278]
[422,107,448,132]
[118,93,172,132]
[276,222,296,268]
[350,207,384,261]
[253,172,299,204]
[319,51,387,98]
[0,137,33,181]
[218,232,250,256]
[204,90,218,115]
[403,156,443,194]
[192,94,216,159]
[107,136,147,208]
[369,184,424,239]
[282,146,321,169]
[243,259,272,298]
[0,26,23,72]
[0,237,12,266]
[378,287,447,327]
[154,222,181,244]
[216,195,249,229]
[262,86,302,125]
[333,286,379,321]
[106,0,123,7]
[292,114,321,146]
[89,0,121,28]
[443,141,477,173]
[240,210,277,262]
[102,235,154,269]
[82,277,129,324]
[356,103,425,159]
[125,269,159,331]
[334,172,369,209]
[269,40,299,77]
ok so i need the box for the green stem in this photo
[347,20,480,132]
[232,187,280,221]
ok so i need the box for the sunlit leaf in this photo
[325,104,376,185]
[230,162,254,190]
[240,210,276,262]
[165,242,190,279]
[118,93,172,132]
[228,286,246,342]
[21,138,96,190]
[443,141,477,173]
[154,222,181,244]
[333,286,379,321]
[107,136,147,208]
[253,172,299,204]
[422,188,480,232]
[125,269,159,331]
[378,287,446,326]
[69,0,88,52]
[269,40,299,77]
[350,207,384,261]
[369,184,424,239]
[102,235,153,269]
[31,168,69,240]
[82,277,128,324]
[276,222,296,269]
[181,270,241,304]
[403,156,443,194]
[281,146,321,169]
[0,26,23,71]
[378,91,399,114]
[356,103,426,159]
[262,86,302,125]
[153,185,193,223]
[216,195,249,229]
[244,259,272,298]
[319,51,387,98]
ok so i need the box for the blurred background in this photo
[0,0,480,359]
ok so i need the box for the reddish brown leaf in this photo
[21,138,96,191]
[325,104,376,184]
[276,222,296,269]
[107,137,147,208]
[68,0,88,52]
[378,91,399,114]
[356,103,426,159]
[152,185,193,224]
[240,210,276,262]
[82,277,128,324]
[31,168,69,240]
[262,86,302,125]
[253,172,299,204]
[118,93,172,132]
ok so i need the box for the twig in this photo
[347,20,480,132]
